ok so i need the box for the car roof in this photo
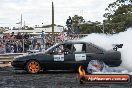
[62,40,90,44]
[61,40,106,51]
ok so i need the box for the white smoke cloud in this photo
[80,28,132,71]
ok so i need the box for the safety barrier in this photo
[0,53,24,64]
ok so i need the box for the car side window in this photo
[63,44,73,54]
[87,44,103,53]
[73,44,86,53]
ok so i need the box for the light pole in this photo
[52,2,54,40]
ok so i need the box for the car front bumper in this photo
[11,61,26,70]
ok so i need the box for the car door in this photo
[86,43,105,62]
[73,43,88,70]
[46,44,66,70]
[64,43,87,70]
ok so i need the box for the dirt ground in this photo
[0,66,132,88]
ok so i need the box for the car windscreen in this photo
[45,43,59,52]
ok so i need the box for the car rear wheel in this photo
[26,60,40,74]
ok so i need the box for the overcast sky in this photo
[0,0,116,28]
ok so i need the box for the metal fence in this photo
[0,34,88,54]
[0,34,88,64]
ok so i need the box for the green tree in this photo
[103,0,132,33]
[72,15,85,32]
[71,15,103,34]
[79,21,102,34]
[26,27,34,30]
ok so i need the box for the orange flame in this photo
[78,65,86,75]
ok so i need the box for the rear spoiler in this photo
[113,44,123,51]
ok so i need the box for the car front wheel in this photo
[26,60,40,74]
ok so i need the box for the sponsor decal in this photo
[75,54,86,61]
[78,66,131,84]
[54,55,64,61]
[80,74,130,83]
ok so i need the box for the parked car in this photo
[11,41,122,74]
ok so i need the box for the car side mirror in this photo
[64,51,68,55]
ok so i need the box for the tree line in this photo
[71,0,132,34]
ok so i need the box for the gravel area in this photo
[0,67,131,88]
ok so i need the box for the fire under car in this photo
[11,41,123,74]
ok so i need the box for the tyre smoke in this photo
[79,28,132,71]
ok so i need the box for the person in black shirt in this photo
[66,16,73,35]
[16,32,22,39]
[23,32,29,39]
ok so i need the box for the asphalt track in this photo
[0,67,132,88]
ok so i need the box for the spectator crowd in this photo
[0,32,59,54]
[0,16,82,54]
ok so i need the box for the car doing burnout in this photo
[11,41,122,74]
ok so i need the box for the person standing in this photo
[0,42,5,54]
[41,30,45,49]
[10,32,16,39]
[66,16,73,35]
[34,43,42,52]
